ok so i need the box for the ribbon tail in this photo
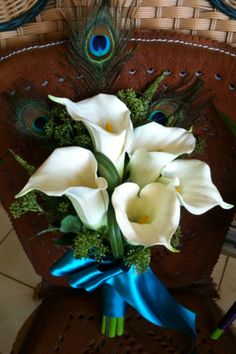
[106,266,196,339]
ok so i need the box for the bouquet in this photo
[9,74,233,343]
[6,0,234,350]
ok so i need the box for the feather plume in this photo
[2,87,50,140]
[60,0,138,94]
[147,78,208,129]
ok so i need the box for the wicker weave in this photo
[225,0,236,7]
[0,0,38,22]
[1,0,236,49]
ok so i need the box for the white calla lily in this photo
[49,93,133,174]
[16,147,109,229]
[112,182,180,250]
[161,159,233,214]
[128,122,196,188]
[129,122,196,155]
[129,148,179,189]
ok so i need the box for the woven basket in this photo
[0,0,48,32]
[1,0,236,50]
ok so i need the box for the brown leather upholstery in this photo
[11,290,236,354]
[0,31,235,353]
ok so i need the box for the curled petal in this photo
[129,148,176,188]
[112,182,180,250]
[16,147,109,229]
[49,94,133,173]
[130,122,195,156]
[162,160,233,214]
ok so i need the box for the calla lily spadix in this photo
[16,147,109,229]
[160,159,233,214]
[112,182,180,250]
[49,94,133,175]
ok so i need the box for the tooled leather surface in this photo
[0,31,235,288]
[12,291,236,354]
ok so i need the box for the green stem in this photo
[101,316,125,337]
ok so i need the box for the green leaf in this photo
[28,227,59,241]
[60,215,82,233]
[123,153,130,180]
[94,152,121,193]
[218,110,236,137]
[142,72,166,101]
[107,205,124,259]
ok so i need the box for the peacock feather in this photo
[62,0,138,94]
[3,90,50,140]
[147,78,207,129]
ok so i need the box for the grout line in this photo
[0,271,35,289]
[0,227,13,245]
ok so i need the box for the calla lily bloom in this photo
[112,182,180,250]
[160,159,233,214]
[16,147,109,229]
[49,93,133,174]
[128,122,196,188]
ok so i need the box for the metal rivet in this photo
[164,70,171,76]
[129,69,136,75]
[41,80,49,87]
[146,67,155,74]
[195,70,203,77]
[179,71,187,77]
[215,73,221,80]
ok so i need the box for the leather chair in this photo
[0,31,235,353]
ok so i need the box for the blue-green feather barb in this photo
[62,0,138,93]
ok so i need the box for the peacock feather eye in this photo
[148,101,179,126]
[17,103,49,137]
[89,34,111,58]
[32,115,49,134]
[148,111,168,125]
[86,24,114,62]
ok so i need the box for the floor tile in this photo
[0,229,41,287]
[212,254,227,288]
[0,203,12,243]
[216,257,236,313]
[0,274,41,354]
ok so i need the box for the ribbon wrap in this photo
[50,249,196,339]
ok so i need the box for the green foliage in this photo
[60,215,82,233]
[117,89,149,126]
[117,73,166,127]
[95,152,121,194]
[10,192,43,219]
[44,106,92,148]
[124,246,151,273]
[142,72,166,101]
[41,196,73,225]
[9,149,36,175]
[170,226,182,249]
[193,136,206,155]
[73,226,109,262]
[107,205,124,259]
[57,201,71,215]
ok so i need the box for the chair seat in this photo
[12,289,236,354]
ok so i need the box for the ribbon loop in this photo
[50,250,196,340]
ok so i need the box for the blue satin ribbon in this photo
[50,249,196,339]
